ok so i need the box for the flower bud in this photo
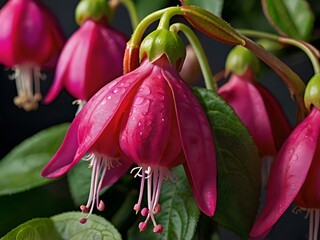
[139,29,186,70]
[75,0,111,25]
[304,74,320,111]
[225,45,260,76]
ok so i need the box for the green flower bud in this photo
[225,45,260,76]
[140,29,186,70]
[75,0,111,26]
[304,75,320,111]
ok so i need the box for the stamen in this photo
[131,166,175,233]
[133,169,146,213]
[309,210,314,240]
[79,153,120,223]
[9,64,46,111]
[72,99,87,116]
[314,210,319,240]
[294,207,320,240]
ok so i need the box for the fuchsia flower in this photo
[218,69,291,157]
[44,19,127,110]
[217,46,291,185]
[249,106,320,240]
[42,55,216,233]
[0,0,65,111]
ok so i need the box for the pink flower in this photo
[44,19,127,109]
[218,69,291,185]
[249,107,320,240]
[0,0,65,110]
[218,69,291,157]
[42,55,216,233]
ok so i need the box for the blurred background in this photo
[0,0,319,239]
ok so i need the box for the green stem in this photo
[170,23,217,92]
[243,36,307,122]
[238,29,320,75]
[157,7,182,30]
[120,0,139,30]
[129,7,181,48]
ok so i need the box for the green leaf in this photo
[262,0,315,40]
[133,0,169,21]
[180,0,224,17]
[1,218,61,240]
[1,212,122,240]
[67,159,109,206]
[51,212,122,240]
[0,123,70,196]
[127,166,200,240]
[193,87,261,239]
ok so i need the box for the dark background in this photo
[0,0,318,239]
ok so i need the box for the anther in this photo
[153,224,163,233]
[80,205,89,213]
[79,218,87,224]
[141,208,149,217]
[139,222,148,232]
[97,200,105,211]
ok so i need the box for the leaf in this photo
[127,166,200,240]
[180,0,224,17]
[1,218,61,240]
[1,212,122,240]
[51,212,122,240]
[133,0,169,21]
[262,0,315,40]
[193,87,261,239]
[0,123,70,196]
[67,159,109,206]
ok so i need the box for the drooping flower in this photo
[250,75,320,240]
[44,18,127,112]
[249,106,320,240]
[0,0,65,111]
[218,46,291,185]
[42,29,216,233]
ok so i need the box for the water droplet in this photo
[107,95,112,100]
[138,122,142,126]
[107,80,118,89]
[288,148,294,155]
[139,131,143,136]
[292,154,298,162]
[161,118,165,122]
[113,88,118,93]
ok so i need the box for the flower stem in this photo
[170,23,217,92]
[128,7,181,48]
[238,29,320,75]
[119,0,139,30]
[243,36,307,122]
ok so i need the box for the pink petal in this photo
[218,74,277,156]
[0,0,63,65]
[100,160,132,188]
[45,20,126,103]
[163,65,217,216]
[74,60,152,161]
[41,111,83,178]
[249,107,320,239]
[255,83,292,151]
[119,65,181,166]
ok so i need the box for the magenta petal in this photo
[74,61,152,161]
[218,74,277,156]
[41,112,83,178]
[100,160,132,188]
[119,69,179,166]
[164,68,217,216]
[249,108,320,239]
